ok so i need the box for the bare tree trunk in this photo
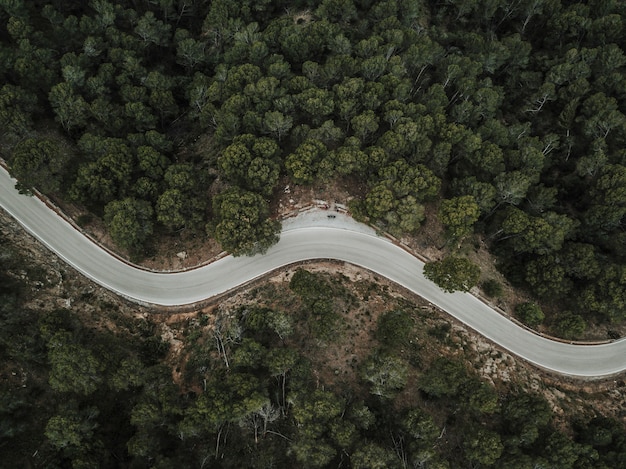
[214,330,229,368]
[215,426,223,460]
[281,373,287,415]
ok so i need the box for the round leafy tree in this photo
[209,188,280,257]
[104,197,154,253]
[423,256,481,293]
[9,138,69,194]
[515,302,545,327]
[439,195,480,242]
[482,279,503,298]
[556,313,586,340]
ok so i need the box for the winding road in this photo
[1,166,625,378]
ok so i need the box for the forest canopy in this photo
[2,2,626,467]
[1,1,626,323]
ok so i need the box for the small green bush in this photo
[514,302,545,328]
[427,323,451,340]
[376,309,413,348]
[556,313,586,340]
[482,279,503,298]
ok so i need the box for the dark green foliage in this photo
[218,134,281,196]
[481,279,503,298]
[9,137,70,194]
[289,269,345,341]
[462,425,504,466]
[541,431,585,468]
[427,322,451,341]
[4,230,626,468]
[3,0,626,464]
[104,197,154,253]
[0,84,38,135]
[350,440,397,469]
[515,302,545,328]
[0,240,169,468]
[578,264,626,323]
[289,268,331,301]
[47,331,104,396]
[419,358,468,399]
[0,0,623,328]
[464,379,499,415]
[286,138,328,184]
[375,308,414,348]
[423,256,481,293]
[44,406,99,453]
[501,393,552,447]
[439,195,481,242]
[209,188,280,256]
[140,335,169,366]
[556,313,587,340]
[359,351,408,398]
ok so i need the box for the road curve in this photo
[1,167,625,378]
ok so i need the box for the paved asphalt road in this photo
[1,166,625,378]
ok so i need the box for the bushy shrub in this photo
[482,279,503,298]
[514,302,545,328]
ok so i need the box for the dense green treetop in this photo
[423,256,481,293]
